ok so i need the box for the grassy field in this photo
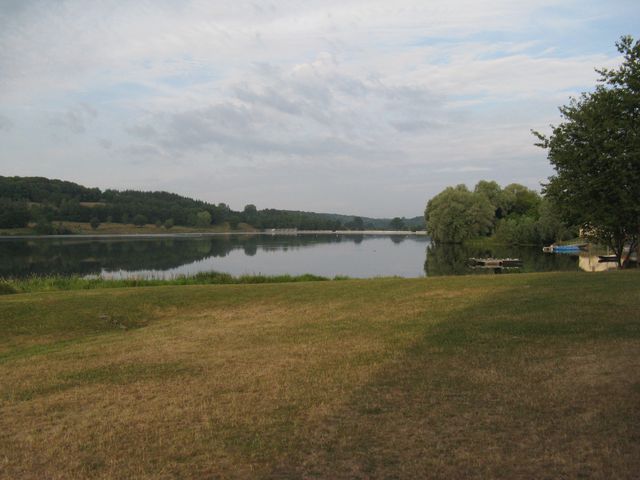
[1,271,639,478]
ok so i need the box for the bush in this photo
[0,281,17,295]
[34,220,54,235]
[132,214,147,227]
[495,216,539,245]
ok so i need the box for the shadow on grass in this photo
[268,271,640,478]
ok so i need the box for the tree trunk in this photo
[620,236,638,269]
[637,229,640,269]
[611,234,625,269]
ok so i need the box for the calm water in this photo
[0,234,580,279]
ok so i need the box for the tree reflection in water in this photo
[0,235,362,278]
[0,235,580,279]
[424,243,580,277]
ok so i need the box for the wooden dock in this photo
[468,258,523,269]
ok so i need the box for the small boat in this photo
[599,252,638,263]
[543,244,588,253]
[554,244,585,252]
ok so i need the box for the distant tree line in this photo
[425,180,576,245]
[0,176,417,232]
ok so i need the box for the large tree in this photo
[195,210,212,227]
[534,36,640,267]
[425,185,494,243]
[474,180,504,221]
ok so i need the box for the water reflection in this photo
[0,234,582,279]
[423,243,580,276]
[578,254,618,272]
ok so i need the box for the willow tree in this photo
[425,185,494,243]
[534,36,640,267]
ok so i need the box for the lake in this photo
[0,234,582,279]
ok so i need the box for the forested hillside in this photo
[0,176,419,232]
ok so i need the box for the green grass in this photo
[0,271,346,295]
[1,271,639,478]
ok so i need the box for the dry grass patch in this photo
[1,272,639,478]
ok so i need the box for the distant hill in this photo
[0,176,424,231]
[308,212,425,230]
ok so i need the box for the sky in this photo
[1,1,638,217]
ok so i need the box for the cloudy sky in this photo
[1,1,638,217]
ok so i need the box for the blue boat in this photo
[543,243,588,253]
[553,245,583,252]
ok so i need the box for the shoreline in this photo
[0,230,428,240]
